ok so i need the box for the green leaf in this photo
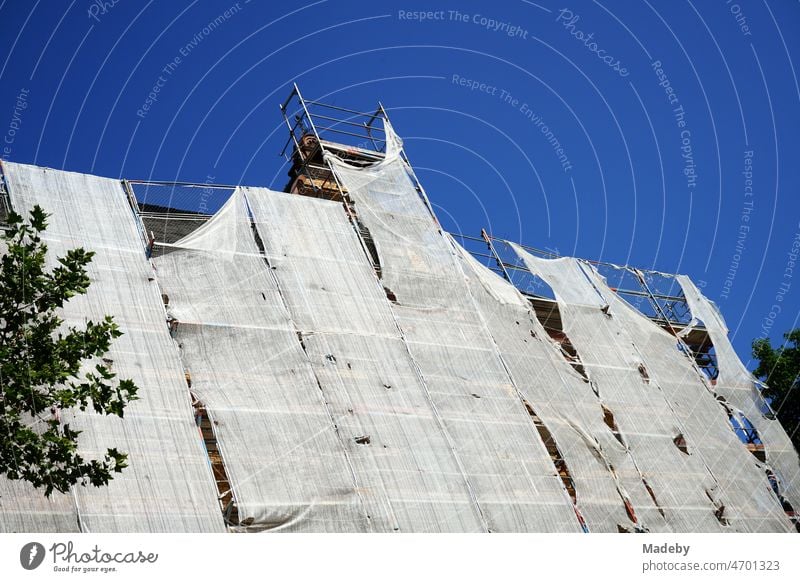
[0,204,139,496]
[752,330,800,451]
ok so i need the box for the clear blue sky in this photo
[1,0,798,366]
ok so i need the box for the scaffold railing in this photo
[450,231,695,327]
[450,230,717,379]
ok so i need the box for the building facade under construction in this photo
[0,89,797,533]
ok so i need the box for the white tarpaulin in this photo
[0,162,225,533]
[153,189,369,532]
[677,275,800,516]
[452,241,672,533]
[245,187,485,532]
[327,124,583,532]
[514,251,793,532]
[2,124,797,532]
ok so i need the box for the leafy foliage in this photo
[752,329,800,450]
[0,205,138,496]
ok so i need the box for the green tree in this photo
[752,329,800,450]
[0,205,138,496]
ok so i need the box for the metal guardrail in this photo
[280,85,388,160]
[450,231,695,328]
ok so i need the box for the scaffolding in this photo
[279,83,388,200]
[451,231,717,379]
[0,86,717,378]
[14,87,800,528]
[279,84,434,213]
[279,83,436,276]
[277,86,715,372]
[80,84,719,381]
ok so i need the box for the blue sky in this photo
[1,0,798,366]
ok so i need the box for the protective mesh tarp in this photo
[3,139,794,534]
[245,188,485,532]
[677,275,800,515]
[0,162,224,532]
[514,251,793,532]
[327,124,582,532]
[153,189,369,532]
[584,268,792,532]
[452,241,672,533]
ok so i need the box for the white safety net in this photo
[452,242,672,533]
[677,275,800,516]
[153,189,369,532]
[245,187,487,532]
[514,251,793,532]
[3,129,796,533]
[0,162,224,532]
[327,123,583,532]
